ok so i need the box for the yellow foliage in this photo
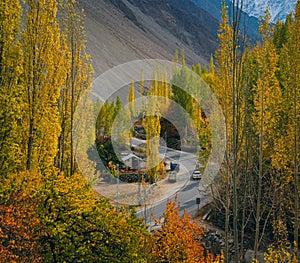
[0,0,24,176]
[264,245,297,263]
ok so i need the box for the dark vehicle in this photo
[170,162,179,171]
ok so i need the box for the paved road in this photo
[131,138,207,226]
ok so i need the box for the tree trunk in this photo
[293,77,299,255]
[26,118,34,170]
[254,80,264,258]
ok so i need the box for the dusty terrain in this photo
[81,0,219,76]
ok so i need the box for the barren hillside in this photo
[80,0,220,76]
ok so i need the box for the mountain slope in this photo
[80,0,220,75]
[191,0,260,41]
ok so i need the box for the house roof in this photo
[121,153,142,162]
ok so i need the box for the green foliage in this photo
[128,81,136,118]
[95,135,121,169]
[0,169,150,263]
[172,63,211,162]
[95,97,128,167]
[38,171,149,263]
[96,99,117,135]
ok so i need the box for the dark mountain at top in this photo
[126,0,220,55]
[191,0,260,41]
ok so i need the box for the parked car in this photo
[192,170,202,180]
[170,162,179,171]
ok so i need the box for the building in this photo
[121,153,145,170]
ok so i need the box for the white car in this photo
[192,170,202,180]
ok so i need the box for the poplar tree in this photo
[22,0,67,172]
[144,76,161,184]
[214,2,245,261]
[127,80,136,118]
[277,2,300,255]
[139,69,144,95]
[291,2,300,254]
[252,9,282,256]
[0,0,23,177]
[56,0,93,176]
[214,6,234,261]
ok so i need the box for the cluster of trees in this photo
[0,0,223,262]
[172,50,213,162]
[1,0,299,261]
[0,171,222,262]
[95,71,172,183]
[0,0,92,178]
[93,4,300,258]
[0,171,150,262]
[95,98,125,170]
[200,2,300,262]
[96,97,123,136]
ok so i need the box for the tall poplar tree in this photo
[291,1,300,254]
[22,0,67,172]
[127,80,136,118]
[214,5,235,262]
[252,9,282,256]
[144,76,161,184]
[0,0,24,177]
[277,1,300,254]
[56,0,93,176]
[214,2,246,261]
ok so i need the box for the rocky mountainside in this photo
[80,0,296,76]
[80,0,295,76]
[80,0,220,76]
[191,0,260,40]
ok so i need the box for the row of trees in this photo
[0,0,223,261]
[0,0,92,178]
[204,2,300,262]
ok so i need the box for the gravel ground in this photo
[94,168,189,206]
